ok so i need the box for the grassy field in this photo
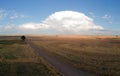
[29,35,120,76]
[0,36,62,76]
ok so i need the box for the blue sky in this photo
[0,0,120,35]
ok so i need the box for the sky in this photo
[0,0,120,35]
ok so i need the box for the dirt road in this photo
[27,40,96,76]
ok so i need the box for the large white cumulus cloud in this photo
[43,11,103,32]
[0,11,104,34]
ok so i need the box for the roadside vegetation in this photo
[29,35,120,76]
[0,36,62,76]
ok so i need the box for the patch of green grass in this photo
[0,46,3,49]
[0,63,11,76]
[0,40,26,45]
[4,54,17,59]
[0,62,54,76]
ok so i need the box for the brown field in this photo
[0,36,62,76]
[29,35,120,76]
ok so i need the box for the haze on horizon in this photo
[0,0,120,35]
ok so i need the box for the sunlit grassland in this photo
[0,36,62,76]
[29,36,120,76]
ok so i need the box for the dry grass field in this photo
[0,36,61,76]
[29,35,120,76]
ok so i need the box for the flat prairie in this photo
[29,35,120,76]
[0,36,61,76]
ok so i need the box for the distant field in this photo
[29,35,120,76]
[0,36,61,76]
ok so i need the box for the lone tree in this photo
[21,35,26,41]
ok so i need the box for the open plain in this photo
[0,36,61,76]
[28,35,120,76]
[0,35,120,76]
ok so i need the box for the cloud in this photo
[0,24,17,34]
[102,14,112,24]
[102,14,111,19]
[19,23,48,30]
[10,13,28,19]
[0,9,28,21]
[0,9,7,20]
[0,11,104,35]
[89,12,96,18]
[43,11,103,32]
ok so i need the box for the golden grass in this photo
[29,35,120,76]
[0,36,62,76]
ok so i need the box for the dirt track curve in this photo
[27,40,96,76]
